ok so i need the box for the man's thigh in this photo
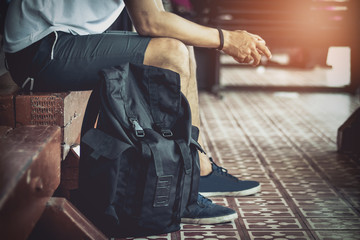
[35,31,151,91]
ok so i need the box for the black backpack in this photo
[77,63,203,238]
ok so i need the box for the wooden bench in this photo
[0,73,91,159]
[192,0,360,93]
[0,73,106,239]
[0,125,61,240]
[0,72,91,159]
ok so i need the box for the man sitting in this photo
[3,0,271,224]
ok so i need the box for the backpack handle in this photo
[148,78,170,136]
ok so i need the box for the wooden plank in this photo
[0,125,61,240]
[62,91,91,156]
[15,91,91,159]
[0,72,19,127]
[28,197,107,240]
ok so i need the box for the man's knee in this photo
[144,38,190,79]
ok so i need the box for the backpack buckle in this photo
[154,123,173,137]
[161,129,173,138]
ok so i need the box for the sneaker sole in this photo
[181,212,238,225]
[199,184,261,197]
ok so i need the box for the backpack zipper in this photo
[129,118,145,137]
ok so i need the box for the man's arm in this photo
[124,0,271,65]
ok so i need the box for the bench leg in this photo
[194,47,221,96]
[212,50,221,96]
[28,197,107,240]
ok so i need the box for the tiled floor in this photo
[120,65,360,240]
[196,90,360,240]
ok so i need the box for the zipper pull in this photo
[129,118,145,138]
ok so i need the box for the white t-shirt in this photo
[3,0,125,53]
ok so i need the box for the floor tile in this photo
[248,231,313,240]
[299,207,358,218]
[121,233,171,240]
[306,218,360,230]
[243,218,303,230]
[239,208,295,218]
[286,188,339,199]
[180,230,242,240]
[254,189,283,198]
[181,223,238,231]
[314,230,360,240]
[235,197,289,208]
[293,197,349,208]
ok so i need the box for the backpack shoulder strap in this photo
[81,88,100,138]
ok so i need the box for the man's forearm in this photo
[125,0,271,64]
[125,0,221,49]
[151,11,221,49]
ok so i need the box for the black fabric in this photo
[108,8,133,32]
[0,0,10,35]
[6,31,150,92]
[76,63,203,238]
[5,37,44,88]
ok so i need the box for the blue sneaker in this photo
[199,158,261,197]
[181,194,238,224]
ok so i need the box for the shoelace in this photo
[197,194,212,206]
[209,157,239,181]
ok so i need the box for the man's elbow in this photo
[132,12,163,37]
[135,21,160,36]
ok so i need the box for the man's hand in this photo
[222,30,272,66]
